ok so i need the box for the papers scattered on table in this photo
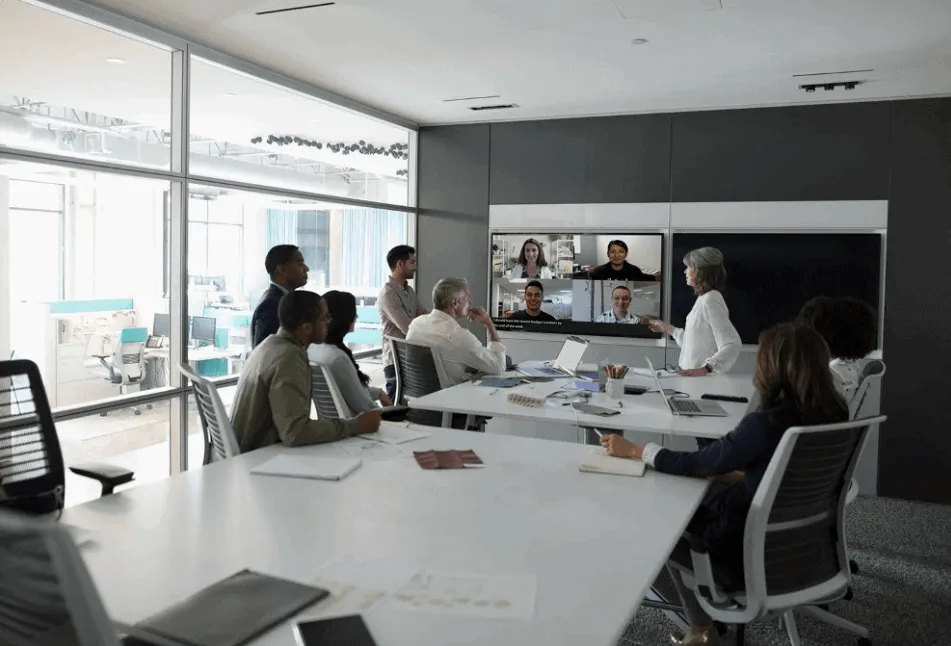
[579,447,646,477]
[360,422,431,445]
[337,437,412,462]
[562,380,599,393]
[386,572,537,621]
[297,578,387,622]
[250,454,362,481]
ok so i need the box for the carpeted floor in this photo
[619,496,951,646]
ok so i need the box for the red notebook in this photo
[413,450,483,469]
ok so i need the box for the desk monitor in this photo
[190,316,217,344]
[153,313,171,337]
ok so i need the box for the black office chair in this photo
[388,337,453,428]
[0,359,134,513]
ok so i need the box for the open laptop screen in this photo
[555,336,588,372]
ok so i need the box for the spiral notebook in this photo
[579,447,646,477]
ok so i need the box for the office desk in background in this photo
[61,428,709,646]
[409,371,752,444]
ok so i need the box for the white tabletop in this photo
[61,428,708,646]
[409,371,754,439]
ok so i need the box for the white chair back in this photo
[0,510,121,646]
[111,340,145,385]
[179,364,239,464]
[310,362,352,420]
[731,415,887,620]
[849,359,886,420]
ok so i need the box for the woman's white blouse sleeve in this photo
[671,327,685,347]
[702,294,742,373]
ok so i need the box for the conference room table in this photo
[408,369,754,444]
[61,426,709,646]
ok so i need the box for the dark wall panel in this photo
[670,102,891,202]
[879,98,951,504]
[489,114,671,204]
[416,125,491,326]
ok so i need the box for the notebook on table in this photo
[127,570,329,646]
[250,454,362,481]
[579,447,646,477]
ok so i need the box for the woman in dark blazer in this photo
[602,323,848,645]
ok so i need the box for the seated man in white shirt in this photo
[595,285,641,324]
[407,277,507,386]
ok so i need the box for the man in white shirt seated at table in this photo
[407,277,507,386]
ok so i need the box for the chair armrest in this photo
[688,535,732,605]
[69,462,135,497]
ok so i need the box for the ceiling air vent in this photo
[468,104,519,112]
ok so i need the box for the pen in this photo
[594,430,604,438]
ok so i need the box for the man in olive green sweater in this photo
[231,289,381,452]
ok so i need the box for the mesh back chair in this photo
[0,509,122,646]
[388,337,454,428]
[98,327,149,417]
[179,364,239,465]
[844,360,886,577]
[0,360,133,512]
[657,415,885,646]
[310,362,352,420]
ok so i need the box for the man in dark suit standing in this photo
[251,245,309,348]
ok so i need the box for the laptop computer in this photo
[517,336,589,378]
[645,357,728,417]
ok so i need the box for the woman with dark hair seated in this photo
[601,323,848,645]
[797,296,879,403]
[308,290,392,415]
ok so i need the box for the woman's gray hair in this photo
[683,246,724,269]
[432,277,469,311]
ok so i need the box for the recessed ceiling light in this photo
[631,38,649,45]
[105,57,125,64]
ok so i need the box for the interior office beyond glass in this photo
[0,0,416,488]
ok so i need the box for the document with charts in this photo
[386,571,537,620]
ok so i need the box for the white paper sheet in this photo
[336,437,412,461]
[360,422,431,445]
[386,571,537,621]
[250,454,362,480]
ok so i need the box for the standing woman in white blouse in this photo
[645,247,742,376]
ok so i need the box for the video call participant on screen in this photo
[600,323,847,646]
[251,244,309,348]
[232,290,381,453]
[595,285,641,324]
[645,247,741,376]
[507,238,553,279]
[589,239,660,281]
[379,245,428,401]
[504,280,557,322]
[407,277,507,386]
[796,296,879,404]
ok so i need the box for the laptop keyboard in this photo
[671,399,702,413]
[539,367,564,376]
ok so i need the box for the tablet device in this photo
[293,615,378,646]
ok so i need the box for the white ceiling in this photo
[62,0,951,125]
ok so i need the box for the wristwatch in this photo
[704,364,713,374]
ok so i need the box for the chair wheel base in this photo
[850,559,859,575]
[133,409,142,416]
[99,411,108,417]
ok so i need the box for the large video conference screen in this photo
[670,233,883,345]
[489,233,664,339]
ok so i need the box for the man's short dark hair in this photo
[525,280,544,294]
[386,245,416,270]
[612,285,632,295]
[265,244,299,277]
[607,239,628,253]
[278,290,323,331]
[796,296,878,360]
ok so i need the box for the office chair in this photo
[179,364,239,465]
[844,359,886,577]
[387,337,482,429]
[310,362,352,420]
[98,327,149,417]
[0,359,134,510]
[644,415,885,646]
[0,510,123,646]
